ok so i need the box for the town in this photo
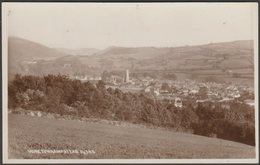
[72,69,255,109]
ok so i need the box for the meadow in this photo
[8,114,255,159]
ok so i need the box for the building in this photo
[144,85,160,96]
[110,75,124,85]
[174,97,183,108]
[244,99,255,107]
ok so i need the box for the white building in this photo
[174,97,183,108]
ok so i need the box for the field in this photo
[8,114,255,159]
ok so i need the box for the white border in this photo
[253,2,259,163]
[2,2,9,164]
[2,2,259,164]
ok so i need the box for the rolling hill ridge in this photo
[8,37,254,85]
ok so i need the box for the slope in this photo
[9,114,255,159]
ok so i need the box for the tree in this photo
[161,82,171,92]
[101,71,111,82]
[198,87,208,99]
[96,80,106,90]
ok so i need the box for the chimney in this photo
[125,69,129,82]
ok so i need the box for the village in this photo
[72,69,255,109]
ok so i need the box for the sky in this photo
[5,3,257,49]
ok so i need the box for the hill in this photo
[8,37,254,85]
[56,48,100,56]
[94,40,253,71]
[8,37,66,77]
[8,114,255,159]
[57,40,254,70]
[96,46,171,59]
[50,40,254,72]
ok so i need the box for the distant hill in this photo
[8,37,254,85]
[96,46,171,59]
[8,37,65,61]
[140,40,254,70]
[8,37,66,77]
[56,48,100,56]
[76,40,254,73]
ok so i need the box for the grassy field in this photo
[8,114,255,159]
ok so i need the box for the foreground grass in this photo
[8,114,255,159]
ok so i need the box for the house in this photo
[144,86,152,93]
[75,75,88,81]
[244,99,255,107]
[144,86,160,96]
[110,75,124,85]
[182,89,189,96]
[196,99,211,103]
[218,97,234,102]
[189,89,199,95]
[174,97,183,108]
[220,104,231,110]
[231,93,241,98]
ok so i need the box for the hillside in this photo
[55,40,254,72]
[8,37,66,77]
[93,40,254,71]
[8,114,255,159]
[96,46,171,59]
[8,37,254,85]
[56,48,100,56]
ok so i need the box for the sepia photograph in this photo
[1,2,259,164]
